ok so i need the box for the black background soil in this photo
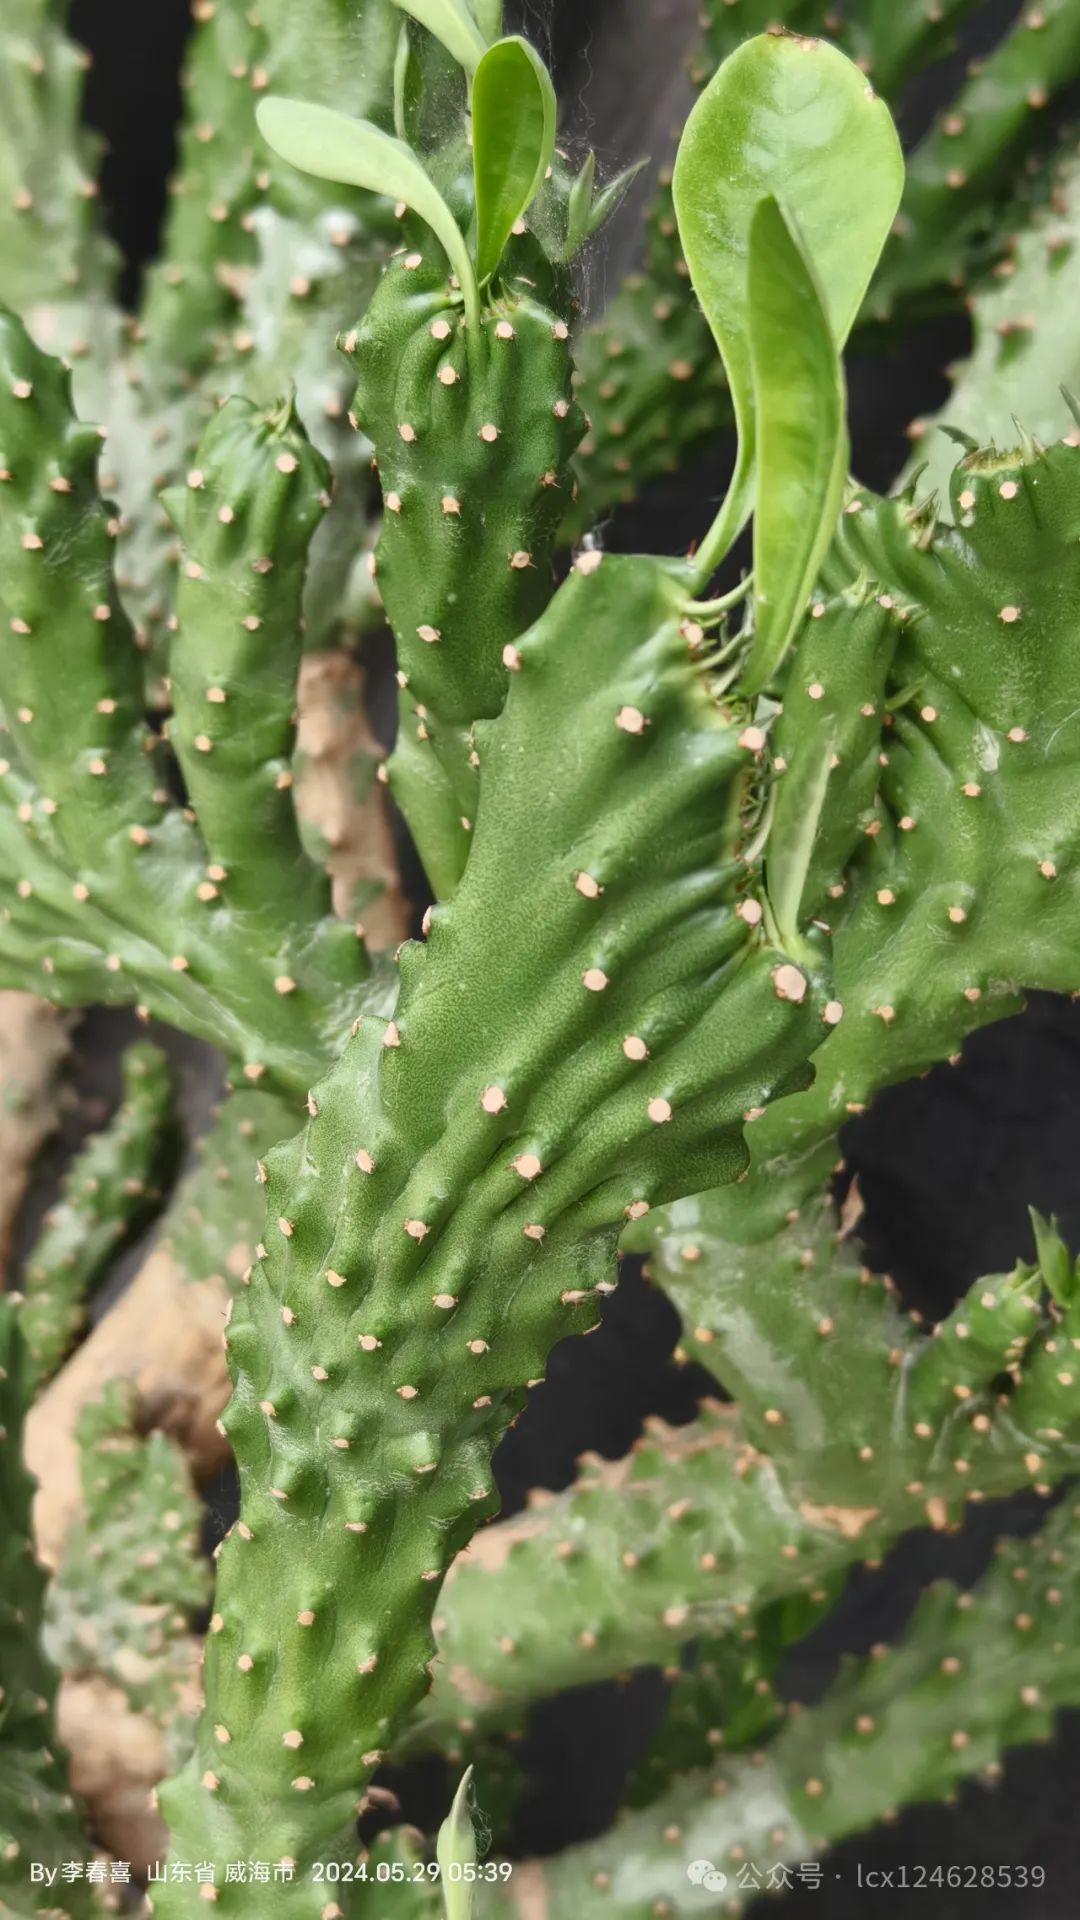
[54,2,1080,1911]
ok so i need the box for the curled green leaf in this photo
[672,30,903,573]
[471,36,557,284]
[391,0,488,74]
[744,195,846,699]
[437,1767,478,1920]
[255,95,479,326]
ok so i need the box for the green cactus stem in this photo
[0,310,379,1091]
[867,0,1080,325]
[153,546,830,1910]
[45,1382,210,1733]
[16,1042,175,1393]
[0,1298,95,1918]
[0,0,114,324]
[113,0,408,677]
[622,1586,840,1814]
[344,246,584,896]
[162,393,336,924]
[908,143,1080,503]
[478,1493,1080,1918]
[655,434,1080,1252]
[403,1205,1080,1756]
[136,0,271,384]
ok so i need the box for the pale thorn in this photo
[615,704,645,733]
[512,1152,542,1180]
[481,1086,507,1113]
[622,1035,648,1061]
[575,871,602,897]
[502,644,522,670]
[355,1148,375,1172]
[523,1223,546,1240]
[582,967,609,991]
[647,1097,673,1124]
[735,898,763,926]
[403,1218,429,1240]
[771,963,808,1004]
[738,726,767,752]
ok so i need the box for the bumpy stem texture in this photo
[480,1494,1080,1918]
[407,1203,1080,1753]
[0,1299,94,1917]
[154,549,831,1910]
[868,0,1080,323]
[652,437,1080,1251]
[45,1382,210,1727]
[0,0,114,320]
[908,144,1080,502]
[17,1041,175,1392]
[347,250,584,895]
[0,312,374,1090]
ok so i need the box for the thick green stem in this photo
[479,1494,1080,1918]
[17,1041,176,1393]
[153,551,830,1911]
[0,1298,95,1918]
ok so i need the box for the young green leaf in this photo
[1029,1209,1075,1308]
[470,0,503,40]
[391,0,488,74]
[393,23,418,141]
[437,1767,478,1920]
[672,31,903,574]
[255,96,479,325]
[472,36,557,284]
[743,195,846,701]
[585,156,649,238]
[566,151,596,260]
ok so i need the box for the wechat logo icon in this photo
[687,1859,728,1893]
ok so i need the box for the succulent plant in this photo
[5,5,1080,1917]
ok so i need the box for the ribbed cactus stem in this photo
[0,311,375,1089]
[481,1495,1080,1918]
[908,146,1080,501]
[0,1297,94,1917]
[153,551,827,1908]
[345,251,584,896]
[163,394,334,924]
[45,1381,210,1723]
[137,0,270,384]
[404,1207,1080,1754]
[0,0,114,322]
[16,1041,175,1393]
[869,0,1080,322]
